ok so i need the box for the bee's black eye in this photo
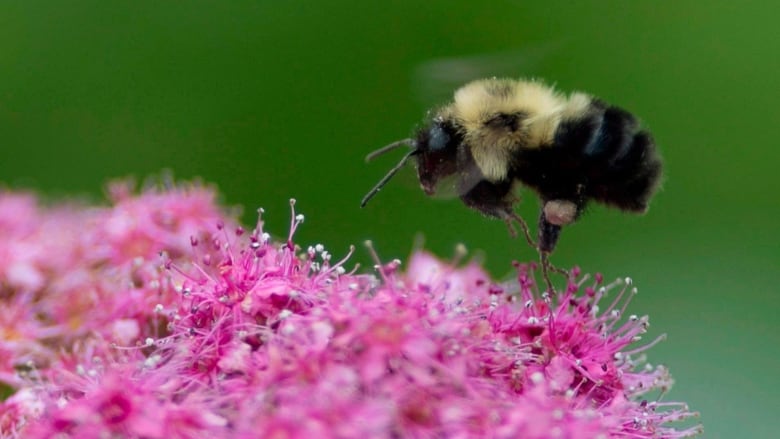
[428,124,450,151]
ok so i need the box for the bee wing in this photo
[426,147,490,200]
[412,44,559,105]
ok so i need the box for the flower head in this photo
[0,182,701,438]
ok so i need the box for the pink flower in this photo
[0,183,702,438]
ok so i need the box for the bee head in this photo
[415,119,460,195]
[360,119,462,208]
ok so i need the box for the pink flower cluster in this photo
[0,181,701,438]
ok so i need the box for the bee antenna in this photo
[361,149,419,208]
[365,138,416,162]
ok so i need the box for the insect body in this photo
[362,78,662,288]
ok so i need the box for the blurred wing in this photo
[412,43,559,105]
[426,147,490,201]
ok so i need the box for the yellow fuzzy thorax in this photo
[439,78,591,182]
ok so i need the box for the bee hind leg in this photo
[537,206,574,293]
[540,251,556,294]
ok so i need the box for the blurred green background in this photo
[1,1,777,437]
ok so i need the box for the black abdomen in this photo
[514,101,663,213]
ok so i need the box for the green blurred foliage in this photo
[1,1,777,437]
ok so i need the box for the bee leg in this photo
[539,200,577,277]
[537,208,572,292]
[503,218,518,238]
[540,251,556,294]
[549,264,569,277]
[538,209,562,254]
[507,211,537,250]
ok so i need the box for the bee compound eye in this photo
[428,124,450,152]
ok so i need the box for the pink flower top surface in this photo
[0,183,701,439]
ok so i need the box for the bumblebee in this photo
[361,78,662,289]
